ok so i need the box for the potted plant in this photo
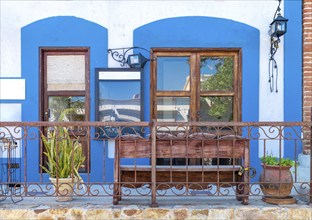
[259,155,296,204]
[41,126,86,201]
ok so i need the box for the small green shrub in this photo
[260,155,294,167]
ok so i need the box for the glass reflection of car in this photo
[100,108,142,138]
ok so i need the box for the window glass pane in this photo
[199,96,233,122]
[48,96,85,122]
[157,57,190,91]
[99,81,141,122]
[157,97,189,122]
[47,55,86,91]
[200,57,233,91]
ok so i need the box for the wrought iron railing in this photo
[0,121,311,205]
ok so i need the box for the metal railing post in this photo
[151,119,158,207]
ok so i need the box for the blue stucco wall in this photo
[134,16,261,176]
[284,0,302,123]
[284,0,302,159]
[21,16,108,182]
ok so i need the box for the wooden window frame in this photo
[39,47,90,122]
[150,48,242,122]
[39,47,90,173]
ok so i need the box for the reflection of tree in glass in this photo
[200,97,233,121]
[200,57,233,120]
[49,96,85,121]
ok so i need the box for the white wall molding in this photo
[0,79,25,100]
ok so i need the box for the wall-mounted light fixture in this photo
[107,46,155,68]
[268,0,288,93]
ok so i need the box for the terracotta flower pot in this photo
[259,164,293,198]
[49,177,75,202]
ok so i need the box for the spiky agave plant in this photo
[41,126,86,180]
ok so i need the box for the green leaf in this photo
[41,126,86,178]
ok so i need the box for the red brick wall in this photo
[303,0,312,153]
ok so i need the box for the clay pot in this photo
[259,164,293,198]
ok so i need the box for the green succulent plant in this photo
[41,126,86,180]
[260,155,294,167]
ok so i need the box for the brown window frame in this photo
[39,47,90,121]
[150,48,242,123]
[39,47,90,172]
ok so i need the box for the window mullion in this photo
[199,92,235,97]
[46,91,86,96]
[156,91,190,97]
[190,54,197,122]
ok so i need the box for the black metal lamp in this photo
[268,0,288,93]
[108,46,155,68]
[127,53,148,68]
[269,13,288,38]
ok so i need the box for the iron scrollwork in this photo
[107,46,154,67]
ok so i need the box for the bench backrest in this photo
[116,138,249,159]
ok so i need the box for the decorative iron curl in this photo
[218,183,233,196]
[107,49,128,66]
[249,126,280,140]
[100,183,118,196]
[206,184,219,196]
[0,129,6,139]
[155,183,187,196]
[116,183,151,196]
[87,184,103,196]
[187,183,212,192]
[120,185,132,196]
[26,183,49,197]
[74,182,88,196]
[280,126,302,140]
[249,183,262,196]
[26,126,42,140]
[107,46,155,67]
[0,126,23,140]
[292,182,311,196]
[120,126,144,138]
[93,127,101,140]
[218,126,237,136]
[129,184,151,196]
[268,126,282,138]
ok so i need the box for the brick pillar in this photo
[303,0,312,153]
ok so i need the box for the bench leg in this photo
[242,196,249,205]
[236,183,243,201]
[242,182,249,205]
[236,174,244,201]
[236,183,249,204]
[150,202,159,207]
[236,173,249,204]
[113,183,121,205]
[113,197,119,205]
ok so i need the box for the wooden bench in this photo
[113,136,250,205]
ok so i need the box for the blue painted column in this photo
[284,0,302,159]
[284,0,302,122]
